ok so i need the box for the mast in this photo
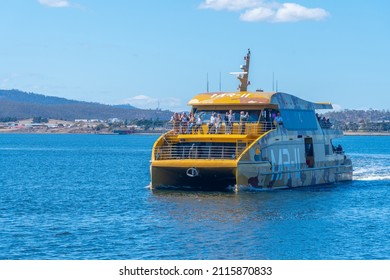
[206,72,209,92]
[238,48,251,92]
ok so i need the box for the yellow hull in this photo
[150,160,237,190]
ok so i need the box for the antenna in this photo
[272,72,275,91]
[229,49,251,92]
[238,49,250,92]
[276,80,278,92]
[219,72,221,92]
[207,72,209,92]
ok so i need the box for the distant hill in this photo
[0,89,172,121]
[112,104,138,109]
[0,89,81,105]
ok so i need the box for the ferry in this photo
[150,49,352,191]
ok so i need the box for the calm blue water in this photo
[0,134,389,260]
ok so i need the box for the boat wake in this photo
[353,169,390,181]
[352,153,390,181]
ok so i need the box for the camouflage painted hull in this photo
[235,128,353,190]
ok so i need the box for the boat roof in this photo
[188,91,333,110]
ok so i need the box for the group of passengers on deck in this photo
[316,113,333,129]
[170,109,285,135]
[170,110,333,134]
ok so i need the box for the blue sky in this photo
[1,0,389,112]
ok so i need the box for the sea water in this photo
[0,134,389,260]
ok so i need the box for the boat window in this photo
[325,144,331,155]
[246,111,260,122]
[260,108,279,122]
[280,109,319,130]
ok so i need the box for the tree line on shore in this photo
[324,109,390,132]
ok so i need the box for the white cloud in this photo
[199,0,261,11]
[240,6,275,22]
[38,0,70,8]
[274,3,329,22]
[200,0,329,23]
[119,95,184,111]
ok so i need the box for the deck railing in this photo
[166,121,275,136]
[154,144,247,160]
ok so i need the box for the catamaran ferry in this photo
[150,49,352,191]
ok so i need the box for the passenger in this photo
[207,112,216,134]
[227,110,235,134]
[271,112,277,129]
[274,112,283,126]
[326,118,332,129]
[320,117,327,128]
[194,113,204,134]
[181,112,189,133]
[170,112,181,134]
[188,112,195,133]
[263,109,272,131]
[224,112,229,133]
[336,144,343,154]
[239,111,249,134]
[169,112,175,123]
[215,113,222,134]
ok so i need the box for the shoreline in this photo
[1,128,389,136]
[343,131,390,136]
[0,127,164,135]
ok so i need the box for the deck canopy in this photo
[188,91,274,106]
[188,91,333,110]
[271,92,333,110]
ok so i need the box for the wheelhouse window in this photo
[280,109,318,130]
